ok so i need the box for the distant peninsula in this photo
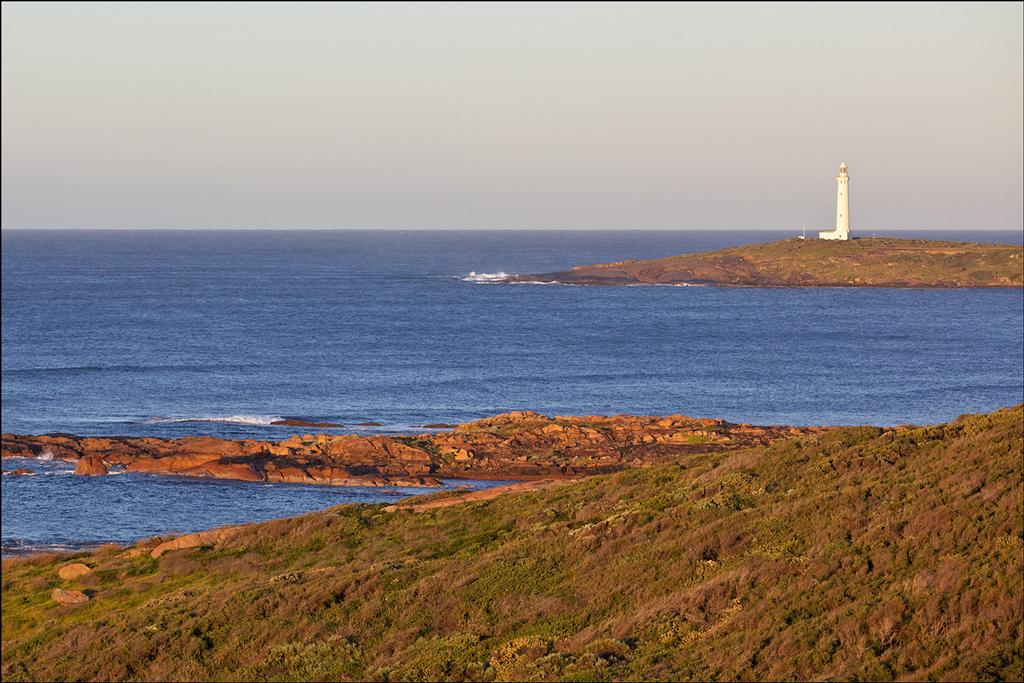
[499,237,1024,288]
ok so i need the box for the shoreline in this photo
[0,477,565,560]
[0,474,525,560]
[2,410,826,556]
[6,405,1014,560]
[0,409,835,560]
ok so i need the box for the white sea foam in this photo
[509,280,570,286]
[2,540,108,557]
[461,272,706,287]
[39,448,54,461]
[503,280,700,287]
[461,271,510,283]
[144,415,284,426]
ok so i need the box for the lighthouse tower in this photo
[818,162,851,241]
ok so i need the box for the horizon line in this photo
[3,227,1023,232]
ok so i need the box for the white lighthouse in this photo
[818,162,851,241]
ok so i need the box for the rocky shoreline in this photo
[1,411,824,487]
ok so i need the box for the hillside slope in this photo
[503,237,1024,287]
[2,406,1022,681]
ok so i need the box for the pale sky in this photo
[2,2,1022,229]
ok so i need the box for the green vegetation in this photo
[3,406,1022,681]
[515,237,1024,287]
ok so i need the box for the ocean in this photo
[3,229,1022,553]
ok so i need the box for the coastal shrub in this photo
[488,635,552,679]
[247,634,363,681]
[384,631,488,681]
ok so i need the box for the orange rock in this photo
[179,461,263,482]
[57,563,92,580]
[124,453,224,473]
[263,464,312,483]
[51,588,89,606]
[75,456,108,476]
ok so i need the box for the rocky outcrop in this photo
[75,456,108,476]
[51,589,89,606]
[150,526,244,558]
[3,468,33,476]
[498,237,1024,288]
[2,412,824,488]
[57,563,92,580]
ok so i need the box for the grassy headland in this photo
[504,237,1024,287]
[2,405,1022,681]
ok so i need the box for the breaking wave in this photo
[460,272,705,286]
[143,415,284,426]
[461,271,510,283]
[2,539,112,557]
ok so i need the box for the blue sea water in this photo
[2,229,1022,553]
